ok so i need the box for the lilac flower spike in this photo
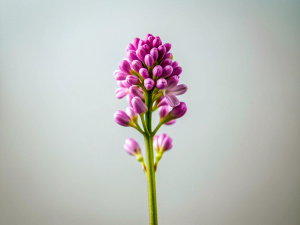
[113,34,188,225]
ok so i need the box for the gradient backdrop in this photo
[1,0,300,225]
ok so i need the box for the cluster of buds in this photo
[113,34,187,170]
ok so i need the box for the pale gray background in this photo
[1,0,300,225]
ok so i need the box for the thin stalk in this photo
[144,90,158,225]
[152,121,163,136]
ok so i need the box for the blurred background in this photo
[1,0,300,224]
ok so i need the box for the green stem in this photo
[144,89,158,225]
[152,121,163,136]
[133,124,144,135]
[140,114,149,135]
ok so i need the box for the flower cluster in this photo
[113,34,187,170]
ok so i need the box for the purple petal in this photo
[166,76,179,90]
[164,93,180,107]
[165,120,176,125]
[159,106,169,119]
[168,84,188,96]
[115,87,128,99]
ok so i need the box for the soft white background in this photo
[1,0,299,224]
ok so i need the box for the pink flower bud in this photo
[144,33,153,41]
[154,36,162,46]
[145,54,154,67]
[129,86,144,99]
[113,70,127,80]
[144,78,155,90]
[160,59,172,68]
[156,78,167,89]
[136,47,147,62]
[169,102,187,119]
[132,60,143,72]
[159,106,169,119]
[126,107,137,121]
[118,80,131,88]
[138,40,145,47]
[132,97,148,114]
[150,48,158,61]
[132,38,140,49]
[114,110,131,126]
[127,50,138,61]
[126,75,139,85]
[158,106,176,125]
[163,52,173,60]
[126,94,133,107]
[157,45,166,61]
[172,66,182,76]
[119,60,131,73]
[153,37,161,48]
[124,138,141,155]
[125,43,136,52]
[152,65,163,79]
[143,44,150,53]
[172,61,178,68]
[161,65,173,78]
[147,36,154,48]
[115,87,128,99]
[154,133,173,152]
[164,43,171,52]
[166,75,179,89]
[139,68,149,79]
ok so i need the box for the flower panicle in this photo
[113,34,188,171]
